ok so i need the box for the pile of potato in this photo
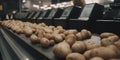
[1,20,120,60]
[53,32,120,60]
[1,20,91,47]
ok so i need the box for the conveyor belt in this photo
[0,26,101,60]
[0,30,14,60]
[1,26,62,60]
[0,26,35,60]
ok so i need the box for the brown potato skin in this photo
[23,26,33,35]
[65,34,77,46]
[49,40,55,46]
[66,53,86,60]
[53,34,63,43]
[53,42,72,58]
[91,47,118,59]
[107,45,120,58]
[81,29,89,39]
[101,38,114,46]
[72,41,86,53]
[83,50,92,59]
[114,40,120,49]
[90,57,104,60]
[44,33,53,39]
[80,29,92,39]
[101,35,119,46]
[76,32,83,40]
[30,34,39,43]
[107,35,119,42]
[40,38,50,47]
[109,59,120,60]
[100,32,115,39]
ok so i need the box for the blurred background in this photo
[0,0,115,12]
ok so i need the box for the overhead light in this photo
[85,0,93,4]
[110,0,114,2]
[43,5,48,7]
[93,0,100,3]
[33,4,39,9]
[22,0,26,3]
[62,2,67,5]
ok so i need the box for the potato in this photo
[114,40,120,56]
[64,29,78,35]
[85,40,101,50]
[76,32,83,40]
[83,50,92,59]
[65,38,76,46]
[15,26,23,33]
[67,29,78,34]
[40,23,46,27]
[107,35,119,42]
[107,45,118,51]
[101,38,114,46]
[65,34,77,46]
[23,26,33,35]
[37,30,44,40]
[66,53,86,60]
[100,32,115,39]
[64,31,69,35]
[56,26,63,29]
[16,28,23,33]
[72,41,86,53]
[53,34,63,43]
[49,40,55,46]
[90,57,104,60]
[58,29,65,33]
[40,38,50,47]
[109,59,120,60]
[53,30,60,34]
[43,28,53,33]
[53,41,72,58]
[12,25,19,31]
[114,40,120,49]
[81,29,91,39]
[88,31,92,37]
[66,34,77,39]
[59,33,66,39]
[91,47,118,59]
[101,35,119,46]
[48,26,55,30]
[55,26,65,33]
[30,23,37,29]
[107,45,120,57]
[30,34,39,43]
[44,33,53,39]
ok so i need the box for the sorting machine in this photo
[42,8,63,25]
[53,6,81,29]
